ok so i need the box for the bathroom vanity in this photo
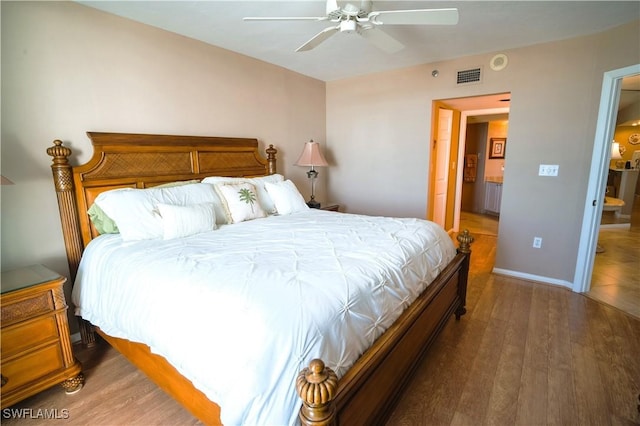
[484,177,503,215]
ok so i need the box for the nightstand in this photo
[1,265,83,408]
[320,204,339,212]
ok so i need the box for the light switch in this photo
[539,164,559,176]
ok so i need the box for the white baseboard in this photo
[600,223,631,229]
[492,268,573,290]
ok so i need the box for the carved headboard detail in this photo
[48,132,277,280]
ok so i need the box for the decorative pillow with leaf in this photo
[202,174,284,220]
[214,182,267,224]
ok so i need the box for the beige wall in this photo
[327,20,639,286]
[1,1,326,282]
[1,1,639,295]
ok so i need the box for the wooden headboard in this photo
[48,132,277,280]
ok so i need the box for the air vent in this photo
[457,67,482,85]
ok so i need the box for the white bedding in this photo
[73,209,456,425]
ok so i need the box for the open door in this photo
[428,103,460,231]
[574,64,640,292]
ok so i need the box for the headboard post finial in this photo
[266,144,277,175]
[47,140,74,192]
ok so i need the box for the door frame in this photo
[573,63,640,293]
[454,107,510,232]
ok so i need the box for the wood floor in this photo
[588,195,640,319]
[386,233,640,425]
[3,234,639,425]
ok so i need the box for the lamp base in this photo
[307,200,321,209]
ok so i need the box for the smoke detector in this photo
[490,54,508,71]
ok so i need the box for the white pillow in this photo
[94,183,217,241]
[156,203,216,240]
[264,180,309,215]
[214,182,267,224]
[202,174,284,221]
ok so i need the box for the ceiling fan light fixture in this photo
[245,1,459,53]
[340,19,357,33]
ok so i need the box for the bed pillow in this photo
[94,183,218,241]
[87,203,119,234]
[154,179,200,188]
[264,180,309,215]
[87,180,202,235]
[156,202,216,240]
[214,182,267,224]
[202,174,284,218]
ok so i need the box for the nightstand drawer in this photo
[2,316,59,358]
[1,292,54,326]
[1,343,64,393]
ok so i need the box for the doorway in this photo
[574,64,640,294]
[577,66,640,317]
[428,93,511,234]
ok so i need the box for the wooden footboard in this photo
[297,231,473,426]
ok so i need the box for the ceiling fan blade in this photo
[326,0,339,16]
[368,8,459,25]
[243,16,328,22]
[358,27,404,54]
[296,25,340,52]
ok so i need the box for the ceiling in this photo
[78,1,639,82]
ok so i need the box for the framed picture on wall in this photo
[489,138,506,159]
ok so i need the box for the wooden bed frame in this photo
[48,132,472,426]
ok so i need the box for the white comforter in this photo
[73,209,455,425]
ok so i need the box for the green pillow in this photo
[87,203,119,234]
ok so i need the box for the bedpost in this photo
[266,144,277,175]
[455,229,474,319]
[47,140,96,347]
[296,359,338,426]
[47,140,83,280]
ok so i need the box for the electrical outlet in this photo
[539,164,559,176]
[533,237,542,248]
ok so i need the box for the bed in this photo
[47,132,473,426]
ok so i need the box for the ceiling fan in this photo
[243,0,459,53]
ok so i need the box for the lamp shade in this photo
[295,140,328,167]
[611,141,623,160]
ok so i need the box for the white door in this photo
[574,64,640,292]
[433,108,453,227]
